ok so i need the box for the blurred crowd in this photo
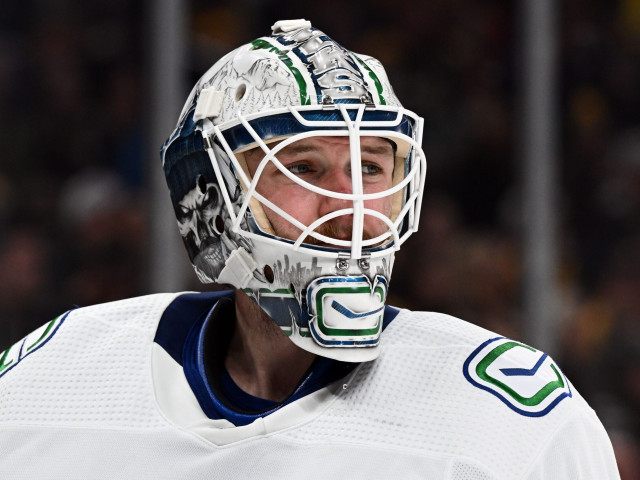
[0,0,639,476]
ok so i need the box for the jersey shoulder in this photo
[0,292,181,373]
[383,307,591,418]
[384,308,497,349]
[0,292,188,428]
[298,307,614,478]
[71,292,185,325]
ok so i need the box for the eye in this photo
[362,163,382,175]
[287,163,311,175]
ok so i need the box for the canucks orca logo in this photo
[463,337,572,417]
[306,275,387,347]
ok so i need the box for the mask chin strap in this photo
[217,247,259,288]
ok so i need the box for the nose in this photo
[317,167,355,224]
[326,165,353,192]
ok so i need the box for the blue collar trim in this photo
[154,291,400,426]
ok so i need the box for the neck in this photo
[225,289,316,402]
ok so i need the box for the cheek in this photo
[363,196,393,217]
[259,185,321,226]
[363,197,393,235]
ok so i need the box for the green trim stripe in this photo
[353,54,386,105]
[250,39,311,105]
[26,317,58,352]
[280,326,311,337]
[0,314,64,376]
[0,348,13,374]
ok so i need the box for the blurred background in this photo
[0,0,639,476]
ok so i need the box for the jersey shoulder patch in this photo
[0,312,69,379]
[463,336,572,417]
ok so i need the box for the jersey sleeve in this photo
[523,407,621,479]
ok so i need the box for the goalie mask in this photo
[161,19,426,362]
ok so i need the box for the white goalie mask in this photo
[161,19,426,362]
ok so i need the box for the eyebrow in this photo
[362,144,395,156]
[278,144,316,155]
[279,143,394,157]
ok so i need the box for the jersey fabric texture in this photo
[0,292,620,479]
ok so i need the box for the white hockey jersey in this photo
[0,292,620,479]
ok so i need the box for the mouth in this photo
[300,232,393,250]
[301,233,350,248]
[272,217,391,250]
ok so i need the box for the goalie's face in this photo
[243,136,395,247]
